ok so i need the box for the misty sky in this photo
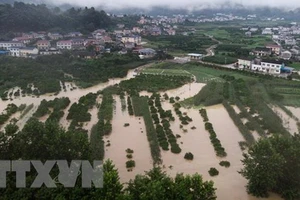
[44,0,300,10]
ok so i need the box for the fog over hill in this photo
[1,0,300,18]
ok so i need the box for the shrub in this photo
[171,144,182,154]
[169,97,175,103]
[126,154,133,159]
[208,168,219,176]
[126,160,136,168]
[219,161,231,168]
[184,152,194,160]
[126,148,134,154]
[124,123,130,127]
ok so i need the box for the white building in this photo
[0,41,24,50]
[7,47,20,57]
[56,40,72,50]
[262,28,273,35]
[121,36,141,44]
[260,60,282,74]
[19,47,39,58]
[238,59,252,69]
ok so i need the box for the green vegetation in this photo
[219,161,231,168]
[143,34,217,55]
[127,96,134,115]
[67,93,97,130]
[0,2,112,33]
[208,168,219,177]
[90,93,113,160]
[203,55,238,64]
[194,82,224,106]
[33,97,71,124]
[131,96,161,164]
[126,167,216,199]
[126,148,134,154]
[120,74,192,93]
[0,54,144,95]
[0,118,217,199]
[240,135,300,199]
[19,104,34,119]
[126,160,136,168]
[0,104,18,126]
[199,109,209,122]
[204,121,227,157]
[184,152,194,160]
[142,68,192,77]
[124,123,130,127]
[223,101,255,145]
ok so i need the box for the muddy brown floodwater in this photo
[104,96,153,182]
[0,67,284,199]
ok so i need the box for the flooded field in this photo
[270,105,298,135]
[0,67,284,199]
[104,96,152,182]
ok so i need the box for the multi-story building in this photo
[56,40,72,50]
[265,44,281,55]
[36,40,51,50]
[0,41,24,50]
[19,47,39,58]
[121,35,141,45]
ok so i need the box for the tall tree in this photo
[240,135,300,199]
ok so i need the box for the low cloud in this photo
[43,0,299,10]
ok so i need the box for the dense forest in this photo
[0,2,112,34]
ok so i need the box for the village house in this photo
[265,44,281,55]
[252,47,271,57]
[250,28,258,32]
[260,60,282,74]
[65,32,83,38]
[19,47,39,58]
[245,31,252,37]
[166,29,176,35]
[187,53,203,60]
[7,47,20,57]
[121,35,141,45]
[48,33,63,40]
[132,27,142,33]
[285,38,296,46]
[136,48,156,58]
[36,40,51,50]
[12,37,32,44]
[71,38,85,49]
[0,41,24,50]
[39,48,61,55]
[238,58,252,69]
[56,40,72,50]
[262,28,273,35]
[101,36,113,43]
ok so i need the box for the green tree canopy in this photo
[240,135,300,199]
